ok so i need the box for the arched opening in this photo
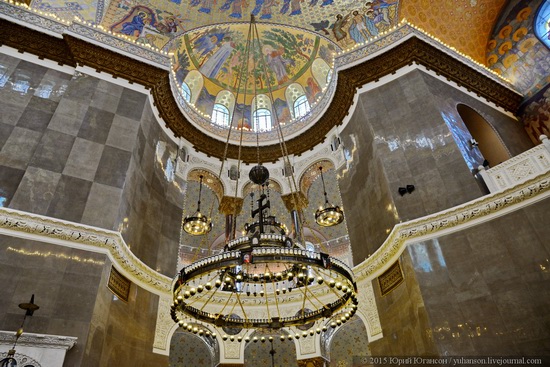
[182,70,204,105]
[285,83,310,119]
[251,94,273,132]
[327,316,370,365]
[212,103,230,127]
[243,330,296,367]
[169,330,216,367]
[457,104,510,167]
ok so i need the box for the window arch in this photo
[456,104,511,167]
[312,58,331,90]
[182,70,203,105]
[212,104,230,126]
[253,108,272,132]
[181,82,191,102]
[211,90,235,127]
[285,83,310,119]
[251,94,273,131]
[535,1,550,49]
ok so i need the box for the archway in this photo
[169,330,217,367]
[457,104,510,167]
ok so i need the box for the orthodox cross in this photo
[251,194,270,234]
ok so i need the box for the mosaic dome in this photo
[171,22,336,144]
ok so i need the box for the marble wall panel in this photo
[339,70,532,261]
[368,253,438,357]
[0,235,106,366]
[407,198,550,357]
[339,98,398,264]
[116,100,183,277]
[0,53,183,277]
[421,72,534,158]
[83,258,168,367]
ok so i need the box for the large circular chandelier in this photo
[171,15,355,343]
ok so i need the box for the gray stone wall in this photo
[408,198,550,356]
[338,98,397,264]
[117,101,183,277]
[0,53,182,276]
[0,235,106,365]
[339,70,534,262]
[368,253,438,357]
[0,53,182,365]
[83,259,168,367]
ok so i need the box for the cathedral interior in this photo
[0,0,550,366]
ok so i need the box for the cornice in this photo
[0,19,75,66]
[0,17,523,163]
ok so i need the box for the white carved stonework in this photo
[175,158,189,179]
[153,296,175,354]
[537,153,550,169]
[484,145,550,192]
[507,159,535,182]
[357,281,382,340]
[0,352,41,367]
[298,333,317,355]
[223,340,241,359]
[0,331,77,367]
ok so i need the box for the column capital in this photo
[218,196,244,216]
[297,356,328,367]
[281,192,309,212]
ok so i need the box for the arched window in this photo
[294,95,310,118]
[285,83,309,119]
[535,1,550,49]
[312,58,331,90]
[0,66,9,88]
[182,70,203,105]
[253,108,272,132]
[211,90,235,127]
[181,82,191,102]
[251,94,273,131]
[212,104,230,127]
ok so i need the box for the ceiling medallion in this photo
[171,15,357,343]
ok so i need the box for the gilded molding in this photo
[0,19,75,66]
[1,17,522,162]
[218,196,244,216]
[281,191,309,211]
[354,170,550,283]
[63,35,165,87]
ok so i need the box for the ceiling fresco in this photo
[486,0,550,98]
[400,0,507,63]
[33,0,106,23]
[171,22,335,136]
[99,0,399,51]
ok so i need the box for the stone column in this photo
[281,192,308,243]
[219,196,244,242]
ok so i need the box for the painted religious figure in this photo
[263,45,295,84]
[199,37,236,78]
